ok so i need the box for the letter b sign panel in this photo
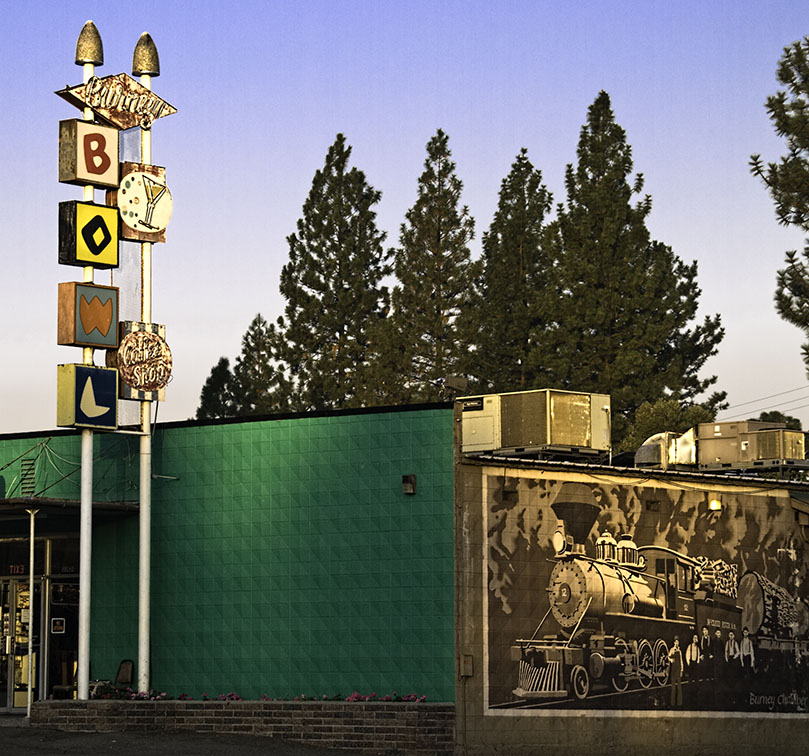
[58,119,119,188]
[59,200,119,268]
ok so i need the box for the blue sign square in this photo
[73,366,117,429]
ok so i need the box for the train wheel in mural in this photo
[653,638,670,686]
[637,639,654,688]
[571,664,590,700]
[611,638,630,692]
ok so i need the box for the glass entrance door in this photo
[0,580,40,711]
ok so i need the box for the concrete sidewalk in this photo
[0,717,378,756]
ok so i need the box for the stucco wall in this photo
[454,446,809,753]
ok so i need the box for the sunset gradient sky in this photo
[1,1,808,434]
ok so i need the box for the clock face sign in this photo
[117,171,173,233]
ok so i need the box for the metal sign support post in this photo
[137,51,154,696]
[26,508,38,717]
[77,52,97,704]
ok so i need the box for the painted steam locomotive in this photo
[510,492,807,701]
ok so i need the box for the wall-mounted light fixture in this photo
[402,475,417,495]
[708,493,723,511]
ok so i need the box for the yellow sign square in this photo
[75,202,119,266]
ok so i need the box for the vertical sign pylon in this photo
[133,31,159,695]
[57,23,174,703]
[74,19,103,704]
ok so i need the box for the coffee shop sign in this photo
[56,73,177,130]
[117,330,172,393]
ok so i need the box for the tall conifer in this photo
[196,357,236,419]
[274,134,390,410]
[536,91,724,442]
[384,129,479,403]
[466,149,552,392]
[751,37,809,373]
[231,314,288,415]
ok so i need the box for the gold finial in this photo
[133,32,160,77]
[75,21,103,66]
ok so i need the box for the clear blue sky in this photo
[1,0,808,434]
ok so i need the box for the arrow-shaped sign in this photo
[56,73,177,130]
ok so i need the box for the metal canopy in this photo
[0,496,137,537]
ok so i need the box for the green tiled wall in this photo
[90,408,455,700]
[0,432,137,506]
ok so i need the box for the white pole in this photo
[77,54,96,704]
[138,418,151,693]
[137,70,153,696]
[26,508,39,718]
[78,432,93,700]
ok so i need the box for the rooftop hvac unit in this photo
[696,421,779,439]
[634,429,697,470]
[460,389,611,455]
[699,426,805,468]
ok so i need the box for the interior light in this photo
[708,495,723,511]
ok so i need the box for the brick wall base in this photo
[30,700,455,756]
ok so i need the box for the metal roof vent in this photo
[20,458,36,497]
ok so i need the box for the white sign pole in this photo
[74,21,103,702]
[26,508,39,717]
[134,33,159,695]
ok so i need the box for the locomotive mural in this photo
[483,471,809,712]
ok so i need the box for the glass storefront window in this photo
[0,541,45,578]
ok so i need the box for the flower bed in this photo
[93,687,429,704]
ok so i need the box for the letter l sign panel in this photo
[57,364,118,430]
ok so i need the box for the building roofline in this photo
[461,452,809,491]
[0,401,454,441]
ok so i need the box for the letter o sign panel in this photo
[58,200,119,268]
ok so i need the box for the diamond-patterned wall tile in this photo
[85,407,454,699]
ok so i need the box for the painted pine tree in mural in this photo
[464,148,553,393]
[536,91,724,443]
[380,129,479,403]
[273,134,391,410]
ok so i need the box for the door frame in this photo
[0,578,46,712]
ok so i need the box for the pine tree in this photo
[274,134,391,410]
[231,314,288,415]
[620,398,715,454]
[536,91,725,444]
[751,36,809,374]
[196,357,236,419]
[384,129,479,403]
[465,148,552,393]
[752,410,802,431]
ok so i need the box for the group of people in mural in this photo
[667,626,757,707]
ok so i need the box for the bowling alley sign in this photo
[56,69,175,430]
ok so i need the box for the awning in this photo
[0,497,138,538]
